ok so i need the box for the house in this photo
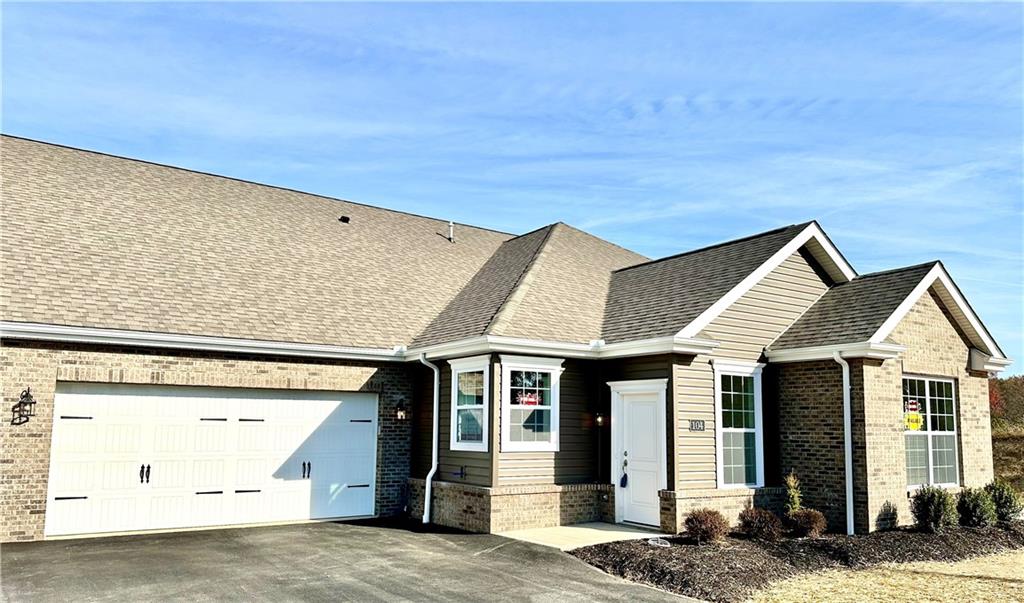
[0,135,1011,543]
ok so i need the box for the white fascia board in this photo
[0,321,405,362]
[870,264,1008,360]
[677,223,857,339]
[766,342,905,363]
[407,334,719,361]
[969,349,1013,373]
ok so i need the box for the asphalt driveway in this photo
[0,520,685,602]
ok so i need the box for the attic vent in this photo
[448,221,455,243]
[338,216,351,224]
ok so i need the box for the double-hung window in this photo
[903,376,959,487]
[449,355,489,452]
[714,361,765,488]
[500,355,563,452]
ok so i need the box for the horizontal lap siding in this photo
[411,362,493,487]
[677,249,831,490]
[498,359,596,485]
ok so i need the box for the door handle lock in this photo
[145,464,151,484]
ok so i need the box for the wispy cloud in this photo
[2,1,1021,370]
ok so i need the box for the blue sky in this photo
[3,2,1022,372]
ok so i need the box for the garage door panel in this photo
[46,384,378,537]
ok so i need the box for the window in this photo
[449,355,490,452]
[714,361,764,488]
[500,355,563,452]
[903,376,959,487]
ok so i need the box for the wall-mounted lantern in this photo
[10,388,37,426]
[395,400,408,421]
[595,412,605,428]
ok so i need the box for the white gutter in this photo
[766,342,904,364]
[0,321,405,362]
[405,334,719,361]
[419,354,441,524]
[833,351,855,536]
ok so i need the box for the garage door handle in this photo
[307,461,312,479]
[145,464,151,483]
[140,464,145,483]
[302,461,308,479]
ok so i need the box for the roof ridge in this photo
[850,261,940,281]
[554,222,649,262]
[0,133,515,237]
[483,224,558,335]
[613,221,814,273]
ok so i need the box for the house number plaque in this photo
[689,420,705,432]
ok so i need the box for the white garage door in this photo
[44,383,378,537]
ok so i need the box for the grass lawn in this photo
[752,549,1024,602]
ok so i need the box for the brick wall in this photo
[0,340,414,542]
[660,487,785,533]
[776,360,847,530]
[408,478,614,533]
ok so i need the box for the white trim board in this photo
[0,322,405,362]
[677,222,857,339]
[870,263,1007,360]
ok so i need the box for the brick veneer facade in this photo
[776,360,848,530]
[408,479,615,532]
[0,340,414,542]
[771,288,994,534]
[659,487,785,533]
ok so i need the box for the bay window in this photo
[714,361,764,488]
[449,355,489,452]
[500,355,563,452]
[903,376,959,487]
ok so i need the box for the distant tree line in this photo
[991,375,1024,429]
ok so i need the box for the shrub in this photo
[788,508,827,538]
[911,485,957,533]
[684,508,729,544]
[985,480,1024,521]
[738,507,782,541]
[957,487,998,527]
[784,471,802,515]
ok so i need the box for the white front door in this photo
[610,379,667,527]
[45,383,378,537]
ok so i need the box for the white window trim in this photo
[713,359,765,489]
[500,355,564,453]
[449,355,490,452]
[904,375,960,491]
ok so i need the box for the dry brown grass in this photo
[993,432,1024,493]
[751,550,1024,603]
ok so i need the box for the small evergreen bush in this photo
[957,487,997,527]
[911,485,957,533]
[784,471,802,515]
[738,507,782,542]
[984,480,1023,522]
[788,508,827,538]
[684,508,730,544]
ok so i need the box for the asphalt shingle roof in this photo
[601,223,812,343]
[0,136,511,349]
[768,262,938,350]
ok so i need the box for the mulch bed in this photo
[570,522,1024,603]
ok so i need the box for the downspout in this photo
[832,352,855,536]
[419,354,441,524]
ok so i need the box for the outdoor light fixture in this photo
[395,402,408,421]
[10,387,37,426]
[595,412,605,427]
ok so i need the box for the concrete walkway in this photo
[499,521,661,551]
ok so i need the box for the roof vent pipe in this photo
[448,221,455,243]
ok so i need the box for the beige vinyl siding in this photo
[410,361,493,487]
[497,358,596,485]
[675,249,831,490]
